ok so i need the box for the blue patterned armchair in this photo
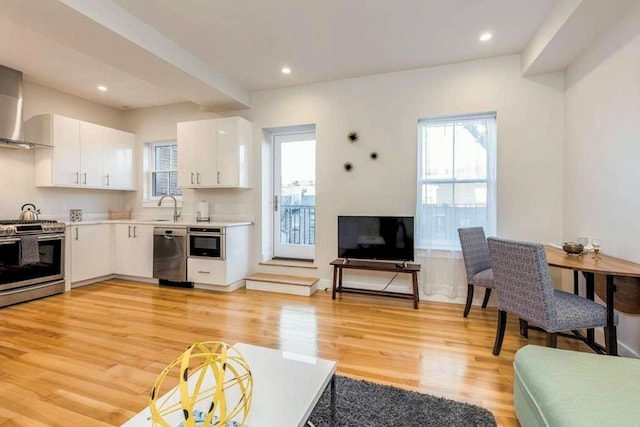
[487,237,617,355]
[458,227,494,317]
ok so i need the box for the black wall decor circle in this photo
[348,132,359,143]
[343,162,353,171]
[370,151,378,160]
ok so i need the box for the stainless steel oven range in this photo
[0,219,66,308]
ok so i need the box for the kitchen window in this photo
[416,113,496,250]
[144,141,182,204]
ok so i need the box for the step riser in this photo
[255,266,317,277]
[246,280,317,296]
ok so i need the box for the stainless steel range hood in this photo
[0,65,49,149]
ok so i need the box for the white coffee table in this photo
[122,343,336,427]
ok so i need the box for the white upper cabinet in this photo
[177,116,252,188]
[103,127,135,190]
[29,114,135,190]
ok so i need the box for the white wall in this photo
[250,54,565,283]
[0,81,128,220]
[565,2,640,357]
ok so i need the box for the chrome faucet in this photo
[157,195,181,222]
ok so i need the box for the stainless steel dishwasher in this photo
[153,226,190,285]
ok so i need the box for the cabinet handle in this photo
[82,172,87,185]
[191,172,194,185]
[105,174,110,186]
[74,172,79,184]
[128,225,132,238]
[197,172,200,184]
[133,226,137,238]
[217,171,221,184]
[74,228,79,240]
[198,271,211,274]
[274,195,278,212]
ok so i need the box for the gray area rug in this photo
[308,376,496,427]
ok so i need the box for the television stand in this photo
[330,258,421,309]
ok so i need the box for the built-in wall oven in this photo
[188,226,225,259]
[0,220,66,308]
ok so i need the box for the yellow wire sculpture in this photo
[149,342,253,427]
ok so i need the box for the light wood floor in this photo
[0,279,590,426]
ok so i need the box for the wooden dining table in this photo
[544,245,640,356]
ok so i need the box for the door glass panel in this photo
[279,140,315,245]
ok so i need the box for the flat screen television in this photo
[338,216,414,261]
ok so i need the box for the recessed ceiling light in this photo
[479,33,493,42]
[97,85,108,92]
[281,66,291,75]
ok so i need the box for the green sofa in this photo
[513,345,640,426]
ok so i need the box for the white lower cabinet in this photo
[70,224,111,283]
[187,258,226,285]
[188,225,251,291]
[113,224,154,278]
[66,222,249,288]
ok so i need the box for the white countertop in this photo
[65,219,252,227]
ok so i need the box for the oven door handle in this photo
[188,232,224,237]
[0,238,20,245]
[37,234,65,241]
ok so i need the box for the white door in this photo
[131,224,154,278]
[113,224,135,275]
[177,121,197,187]
[71,224,111,282]
[104,128,135,190]
[79,122,105,187]
[52,115,81,186]
[216,117,239,186]
[273,132,316,260]
[196,119,218,186]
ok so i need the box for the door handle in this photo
[217,171,221,184]
[0,238,20,245]
[74,228,79,240]
[128,225,132,238]
[274,195,278,212]
[191,172,194,185]
[38,234,65,241]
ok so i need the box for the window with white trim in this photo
[416,113,497,250]
[144,141,182,200]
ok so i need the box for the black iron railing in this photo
[280,204,315,245]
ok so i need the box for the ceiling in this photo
[0,0,634,111]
